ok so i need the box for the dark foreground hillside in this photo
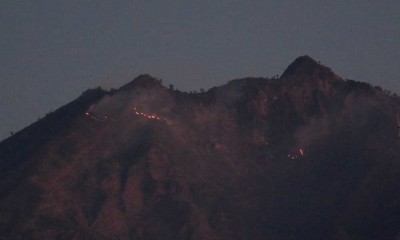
[1,56,400,239]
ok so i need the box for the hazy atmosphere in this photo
[1,0,399,140]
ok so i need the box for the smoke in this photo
[294,92,389,150]
[89,87,174,119]
[74,85,179,169]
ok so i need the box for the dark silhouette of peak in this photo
[0,87,107,168]
[1,58,400,240]
[119,74,163,91]
[281,55,338,80]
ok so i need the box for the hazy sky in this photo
[1,0,399,140]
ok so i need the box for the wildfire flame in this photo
[299,149,304,156]
[133,107,170,124]
[84,112,107,122]
[85,107,170,124]
[288,148,304,160]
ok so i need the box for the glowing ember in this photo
[84,112,107,122]
[299,149,304,156]
[133,107,168,122]
[288,148,305,160]
[84,107,170,124]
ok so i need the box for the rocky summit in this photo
[1,56,400,240]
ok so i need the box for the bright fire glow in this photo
[84,106,170,124]
[288,148,304,160]
[299,149,304,156]
[133,107,169,123]
[84,112,107,122]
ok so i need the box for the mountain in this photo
[1,56,400,240]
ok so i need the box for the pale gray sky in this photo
[1,0,399,140]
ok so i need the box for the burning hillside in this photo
[1,56,400,240]
[133,107,171,124]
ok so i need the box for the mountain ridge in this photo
[281,55,340,80]
[1,56,400,239]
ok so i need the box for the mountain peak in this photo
[118,74,164,91]
[1,55,399,239]
[281,55,338,80]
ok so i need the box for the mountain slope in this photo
[1,57,400,240]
